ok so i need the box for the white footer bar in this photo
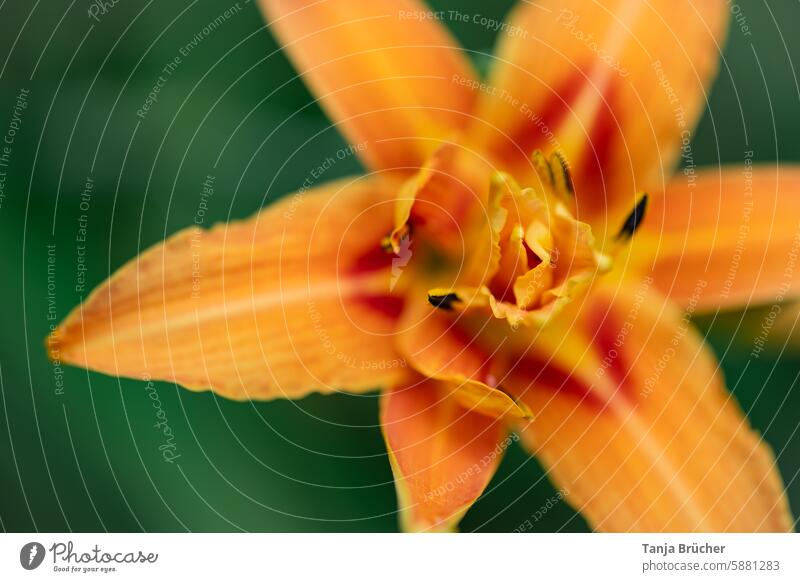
[1,533,797,581]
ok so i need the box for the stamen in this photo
[427,292,461,311]
[616,194,649,240]
[531,150,555,187]
[550,151,575,196]
[386,223,412,254]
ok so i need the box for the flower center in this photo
[387,147,647,328]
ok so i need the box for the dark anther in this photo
[427,292,461,311]
[616,194,649,240]
[552,152,575,195]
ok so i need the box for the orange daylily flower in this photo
[48,0,797,532]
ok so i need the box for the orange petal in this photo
[381,375,509,532]
[389,144,494,262]
[469,0,728,237]
[48,176,406,400]
[630,165,800,312]
[387,145,510,309]
[396,295,531,419]
[506,275,793,531]
[259,0,478,171]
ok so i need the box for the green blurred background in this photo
[1,0,799,532]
